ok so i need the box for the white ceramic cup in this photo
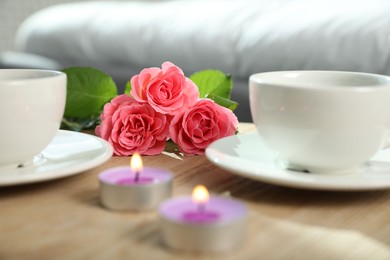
[249,71,390,174]
[0,69,66,169]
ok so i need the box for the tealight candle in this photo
[159,185,247,252]
[99,153,173,211]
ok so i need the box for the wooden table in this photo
[1,123,389,259]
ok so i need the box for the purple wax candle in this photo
[99,154,173,211]
[161,185,246,225]
[99,167,172,186]
[160,196,246,225]
[159,188,247,252]
[182,209,220,224]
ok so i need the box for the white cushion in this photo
[16,0,390,77]
[15,0,390,122]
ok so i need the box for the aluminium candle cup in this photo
[159,196,247,252]
[99,166,173,211]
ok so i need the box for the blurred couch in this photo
[14,0,390,122]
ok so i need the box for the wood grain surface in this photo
[0,123,389,260]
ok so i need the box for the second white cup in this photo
[249,71,390,174]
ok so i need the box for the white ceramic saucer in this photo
[0,130,113,186]
[206,133,390,191]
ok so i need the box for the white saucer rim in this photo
[0,130,113,186]
[205,133,390,191]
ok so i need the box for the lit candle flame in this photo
[192,185,209,211]
[130,152,143,182]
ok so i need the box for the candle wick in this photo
[134,171,140,182]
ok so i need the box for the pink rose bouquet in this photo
[96,61,238,156]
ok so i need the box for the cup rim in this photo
[0,69,65,83]
[249,70,390,91]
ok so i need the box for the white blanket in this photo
[15,0,390,121]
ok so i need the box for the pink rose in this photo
[169,99,238,155]
[95,94,169,156]
[130,61,199,115]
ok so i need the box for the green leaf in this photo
[190,69,238,111]
[206,93,238,111]
[62,67,118,119]
[190,70,232,99]
[125,80,132,95]
[61,116,101,131]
